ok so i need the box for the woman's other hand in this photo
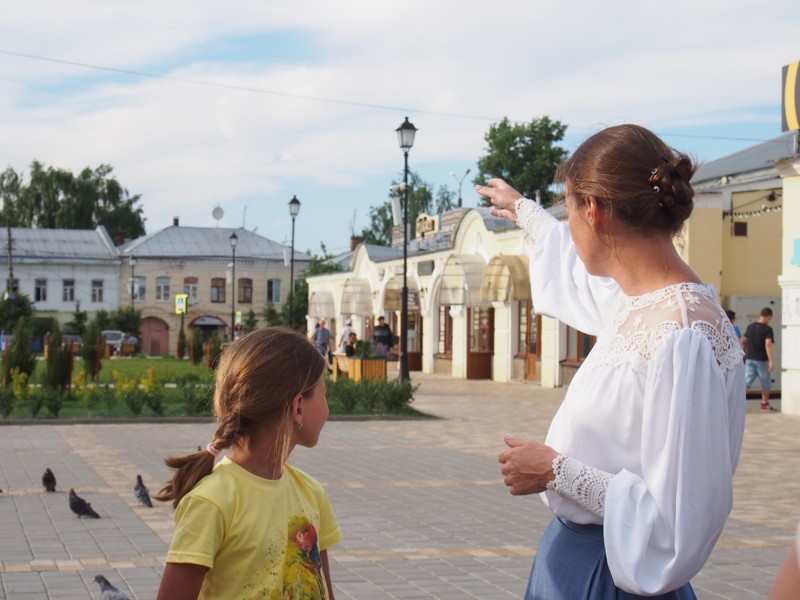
[474,179,524,222]
[498,435,558,495]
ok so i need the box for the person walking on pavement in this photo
[372,316,393,353]
[743,307,776,412]
[312,319,332,359]
[338,318,355,353]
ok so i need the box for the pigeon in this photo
[134,474,153,507]
[93,575,130,600]
[68,488,100,518]
[42,468,56,492]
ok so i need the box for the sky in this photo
[0,1,797,257]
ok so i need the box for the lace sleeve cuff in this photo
[545,454,614,519]
[515,197,558,241]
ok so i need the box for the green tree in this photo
[190,329,204,366]
[474,116,568,206]
[243,309,258,333]
[0,292,33,334]
[177,327,187,360]
[0,162,145,237]
[263,302,281,327]
[360,172,435,246]
[81,319,103,381]
[435,185,456,214]
[3,316,37,385]
[44,324,72,391]
[108,307,141,339]
[63,301,88,336]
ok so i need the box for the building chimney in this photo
[173,217,179,227]
[115,229,125,246]
[350,235,364,251]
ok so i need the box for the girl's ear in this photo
[291,393,304,427]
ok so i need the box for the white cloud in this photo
[0,0,797,250]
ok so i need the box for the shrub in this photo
[190,329,204,366]
[3,317,38,386]
[176,373,214,415]
[177,327,187,360]
[141,366,164,416]
[39,387,66,417]
[112,370,144,415]
[12,368,43,417]
[0,385,14,417]
[208,334,223,369]
[44,325,72,391]
[81,320,103,381]
[326,378,416,414]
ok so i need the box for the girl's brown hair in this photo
[556,124,696,237]
[154,327,325,508]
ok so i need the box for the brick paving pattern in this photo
[1,370,798,599]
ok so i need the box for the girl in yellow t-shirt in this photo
[155,328,341,600]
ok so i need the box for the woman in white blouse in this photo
[477,124,745,599]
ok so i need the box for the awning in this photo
[481,255,531,303]
[309,290,335,318]
[439,255,486,306]
[340,278,373,315]
[383,275,418,311]
[190,315,226,327]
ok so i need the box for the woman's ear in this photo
[584,196,606,230]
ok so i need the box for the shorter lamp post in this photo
[395,116,417,382]
[450,168,471,208]
[130,256,136,310]
[229,232,238,340]
[288,195,301,328]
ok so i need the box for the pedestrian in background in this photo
[743,307,776,412]
[479,124,745,599]
[372,316,393,353]
[312,318,332,359]
[725,309,741,341]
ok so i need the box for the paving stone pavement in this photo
[0,371,798,599]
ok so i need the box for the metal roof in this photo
[118,225,311,262]
[693,132,798,184]
[0,226,118,260]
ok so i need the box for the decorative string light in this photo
[723,204,783,219]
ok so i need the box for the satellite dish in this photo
[212,206,224,226]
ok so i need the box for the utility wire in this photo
[0,49,781,145]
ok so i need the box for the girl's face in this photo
[296,373,329,448]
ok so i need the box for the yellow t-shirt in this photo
[166,457,342,599]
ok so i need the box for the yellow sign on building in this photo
[782,60,800,132]
[175,293,188,315]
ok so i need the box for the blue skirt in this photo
[525,518,696,600]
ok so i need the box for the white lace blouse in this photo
[516,198,746,595]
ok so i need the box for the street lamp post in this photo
[130,255,136,310]
[449,168,471,208]
[395,116,417,382]
[288,195,301,328]
[229,232,238,340]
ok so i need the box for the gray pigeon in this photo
[68,488,100,518]
[42,468,56,492]
[134,474,153,507]
[93,575,130,600]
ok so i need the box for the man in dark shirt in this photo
[742,307,775,412]
[372,316,393,353]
